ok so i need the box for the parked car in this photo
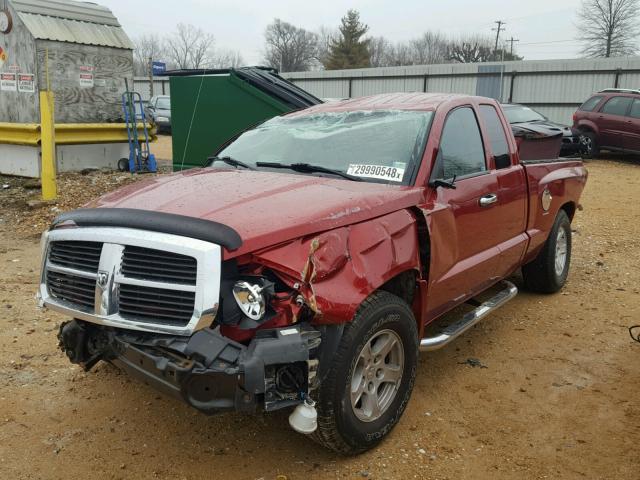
[41,93,587,454]
[502,103,581,157]
[573,88,640,158]
[146,95,171,133]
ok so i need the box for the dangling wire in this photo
[629,326,640,343]
[180,68,207,171]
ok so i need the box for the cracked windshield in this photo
[216,110,433,183]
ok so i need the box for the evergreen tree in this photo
[323,10,371,70]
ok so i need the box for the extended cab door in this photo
[478,104,528,278]
[596,96,634,149]
[425,106,504,320]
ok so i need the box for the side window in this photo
[579,96,603,112]
[437,107,486,179]
[479,105,510,169]
[601,96,633,116]
[629,99,640,119]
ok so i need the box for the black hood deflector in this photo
[52,208,243,251]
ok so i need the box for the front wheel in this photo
[311,291,418,454]
[522,210,572,293]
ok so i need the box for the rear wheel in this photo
[579,131,599,159]
[522,210,572,293]
[311,291,418,454]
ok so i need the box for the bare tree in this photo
[577,0,640,57]
[410,32,450,65]
[317,26,338,67]
[368,36,395,67]
[448,35,495,63]
[133,34,168,75]
[210,49,245,69]
[166,23,216,69]
[264,19,319,72]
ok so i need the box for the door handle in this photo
[479,193,498,207]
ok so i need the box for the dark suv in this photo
[573,89,640,158]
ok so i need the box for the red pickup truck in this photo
[40,93,587,454]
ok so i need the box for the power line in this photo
[492,20,506,52]
[518,39,582,45]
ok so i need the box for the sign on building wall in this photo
[0,72,16,91]
[17,73,34,93]
[79,65,94,88]
[79,73,94,87]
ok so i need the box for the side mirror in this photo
[494,154,511,170]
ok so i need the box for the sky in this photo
[102,0,588,66]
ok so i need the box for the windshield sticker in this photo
[347,164,405,182]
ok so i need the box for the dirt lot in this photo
[0,157,638,479]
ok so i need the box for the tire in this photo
[117,158,130,172]
[579,131,599,159]
[311,291,419,454]
[522,210,572,293]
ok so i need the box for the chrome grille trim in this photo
[48,240,103,272]
[39,227,221,336]
[122,245,198,285]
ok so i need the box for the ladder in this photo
[121,90,157,173]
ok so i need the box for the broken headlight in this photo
[232,281,267,320]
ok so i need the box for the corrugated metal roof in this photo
[11,0,120,26]
[18,12,133,49]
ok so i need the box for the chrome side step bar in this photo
[420,280,518,352]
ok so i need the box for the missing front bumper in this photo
[58,320,320,414]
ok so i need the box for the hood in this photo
[89,168,425,258]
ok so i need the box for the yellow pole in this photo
[40,48,57,200]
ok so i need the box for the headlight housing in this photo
[232,281,266,320]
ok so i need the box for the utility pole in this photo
[507,37,520,56]
[492,20,506,53]
[148,56,154,98]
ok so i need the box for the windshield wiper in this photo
[208,156,255,170]
[255,162,363,182]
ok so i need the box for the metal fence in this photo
[133,76,171,100]
[283,56,640,124]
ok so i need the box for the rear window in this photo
[601,96,633,116]
[579,96,603,112]
[479,105,510,161]
[156,97,171,109]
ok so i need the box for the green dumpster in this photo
[168,67,321,171]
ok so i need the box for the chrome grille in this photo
[122,246,197,285]
[49,241,103,272]
[46,270,96,310]
[119,284,196,325]
[40,227,221,336]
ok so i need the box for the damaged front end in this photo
[58,320,321,413]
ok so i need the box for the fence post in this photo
[40,90,57,200]
[508,71,517,103]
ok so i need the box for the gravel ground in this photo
[0,157,638,479]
